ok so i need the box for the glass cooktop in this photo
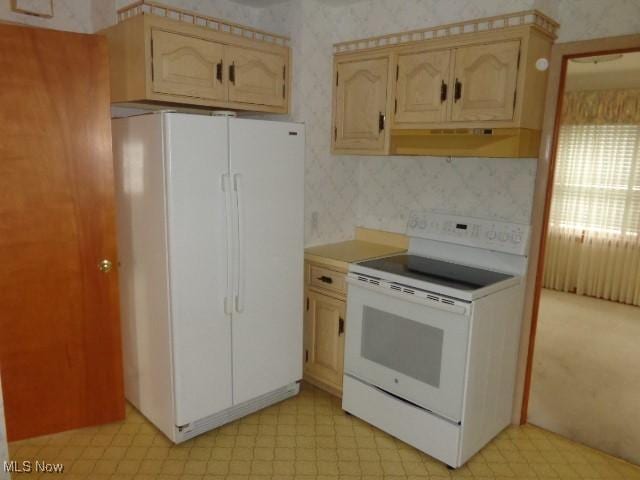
[357,254,513,291]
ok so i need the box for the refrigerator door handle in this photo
[222,173,234,315]
[233,173,245,313]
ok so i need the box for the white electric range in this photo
[342,211,530,468]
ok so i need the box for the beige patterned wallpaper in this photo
[255,0,640,246]
[2,0,638,246]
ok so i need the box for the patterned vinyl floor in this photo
[7,382,640,479]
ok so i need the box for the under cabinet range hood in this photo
[389,128,541,158]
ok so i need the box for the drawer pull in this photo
[317,275,333,284]
[338,317,344,335]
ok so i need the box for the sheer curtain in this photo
[543,89,640,306]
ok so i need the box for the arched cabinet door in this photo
[151,30,226,101]
[450,41,520,122]
[395,49,451,125]
[226,45,287,108]
[333,56,390,154]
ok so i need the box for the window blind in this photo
[549,124,640,236]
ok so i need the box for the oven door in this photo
[344,278,470,423]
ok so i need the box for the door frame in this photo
[515,34,640,424]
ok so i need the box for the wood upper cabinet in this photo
[151,30,226,101]
[226,45,287,107]
[332,17,556,154]
[392,41,521,127]
[333,55,390,154]
[395,49,451,124]
[304,289,346,392]
[102,13,290,114]
[450,41,520,122]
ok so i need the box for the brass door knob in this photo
[98,259,113,273]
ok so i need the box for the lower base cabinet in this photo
[303,262,347,397]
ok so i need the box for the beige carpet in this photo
[529,288,640,466]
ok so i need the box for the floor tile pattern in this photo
[8,383,640,479]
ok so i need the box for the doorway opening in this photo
[524,46,640,464]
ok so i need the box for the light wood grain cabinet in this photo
[304,290,346,391]
[102,14,290,114]
[333,55,391,155]
[226,46,287,108]
[151,30,226,101]
[395,49,451,124]
[393,41,520,126]
[303,261,347,396]
[331,15,556,156]
[450,41,520,122]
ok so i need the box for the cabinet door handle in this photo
[440,80,448,103]
[338,317,344,335]
[216,60,223,82]
[317,275,333,284]
[378,112,385,133]
[229,62,236,85]
[454,78,462,102]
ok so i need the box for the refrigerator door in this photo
[229,118,304,404]
[165,114,233,426]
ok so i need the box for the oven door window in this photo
[362,306,443,388]
[344,282,470,422]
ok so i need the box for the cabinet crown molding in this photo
[333,10,558,55]
[118,0,290,48]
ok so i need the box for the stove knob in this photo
[409,218,418,228]
[418,219,426,229]
[487,231,496,240]
[499,232,508,241]
[512,233,522,243]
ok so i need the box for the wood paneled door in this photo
[333,55,390,154]
[304,290,346,392]
[395,49,451,125]
[226,45,287,107]
[0,24,124,441]
[151,29,227,101]
[450,41,521,122]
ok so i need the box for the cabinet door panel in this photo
[451,41,520,122]
[395,49,451,124]
[305,290,345,389]
[334,57,389,152]
[226,46,286,107]
[151,30,226,100]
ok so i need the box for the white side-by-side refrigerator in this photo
[112,113,304,442]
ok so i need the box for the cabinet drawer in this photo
[308,265,347,295]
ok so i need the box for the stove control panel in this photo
[407,211,530,255]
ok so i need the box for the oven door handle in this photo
[346,277,470,316]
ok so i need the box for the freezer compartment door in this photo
[229,118,305,404]
[165,114,233,426]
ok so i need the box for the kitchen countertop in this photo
[305,229,408,271]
